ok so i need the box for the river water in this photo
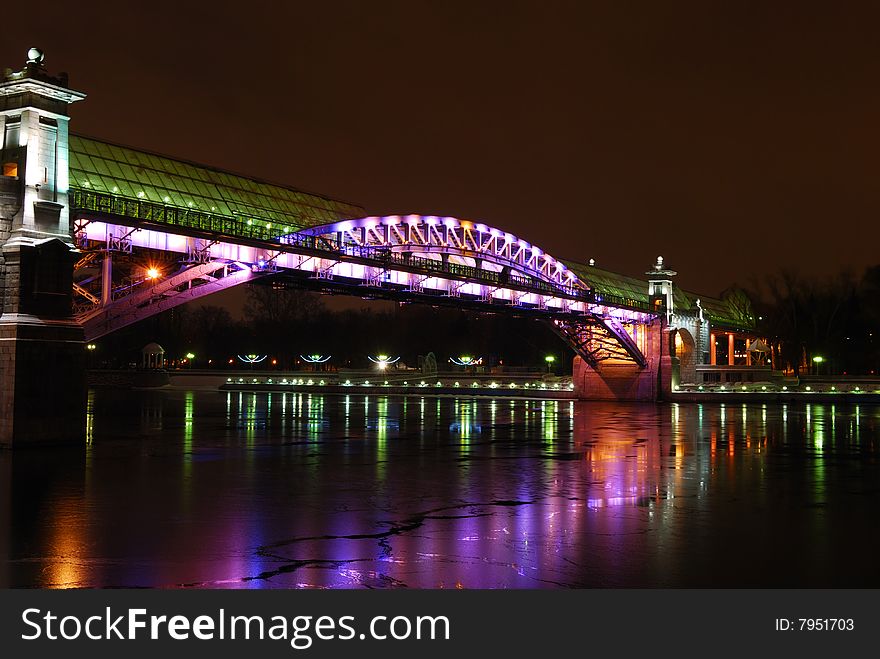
[1,389,878,588]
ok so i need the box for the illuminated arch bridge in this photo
[71,198,653,368]
[65,135,752,375]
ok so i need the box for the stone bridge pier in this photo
[571,319,678,402]
[0,50,86,447]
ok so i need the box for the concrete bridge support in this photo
[572,319,678,402]
[0,51,86,447]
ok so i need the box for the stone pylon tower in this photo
[0,49,86,447]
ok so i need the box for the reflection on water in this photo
[1,392,879,588]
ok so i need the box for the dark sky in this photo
[5,0,880,297]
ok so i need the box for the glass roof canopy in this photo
[67,135,752,331]
[68,135,365,232]
[566,262,754,332]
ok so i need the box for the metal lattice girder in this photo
[551,317,648,368]
[600,316,647,367]
[72,282,100,306]
[80,261,268,341]
[292,215,583,292]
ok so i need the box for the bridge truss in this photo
[70,190,659,366]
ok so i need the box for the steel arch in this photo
[289,215,584,292]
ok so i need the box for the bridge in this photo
[0,51,756,447]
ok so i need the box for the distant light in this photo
[86,343,96,351]
[237,354,267,364]
[300,354,331,363]
[146,267,160,279]
[812,356,824,363]
[544,355,556,363]
[805,386,811,391]
[185,352,195,360]
[368,354,400,370]
[271,359,277,365]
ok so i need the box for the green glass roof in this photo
[68,135,365,231]
[565,261,755,331]
[565,261,649,304]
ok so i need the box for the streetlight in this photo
[812,355,824,376]
[367,354,400,370]
[545,355,555,374]
[450,355,482,367]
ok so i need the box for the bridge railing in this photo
[279,239,587,301]
[70,188,286,242]
[70,187,656,315]
[276,240,654,312]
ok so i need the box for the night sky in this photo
[5,1,880,297]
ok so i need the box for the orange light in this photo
[146,267,160,279]
[271,359,277,365]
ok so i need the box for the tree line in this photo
[748,265,880,375]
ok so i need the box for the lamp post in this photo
[545,355,555,374]
[812,355,824,376]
